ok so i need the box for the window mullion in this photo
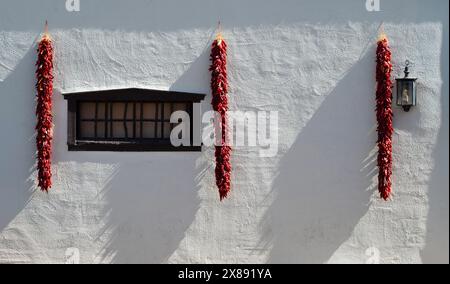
[94,102,98,138]
[109,103,113,138]
[155,103,159,138]
[161,103,165,139]
[104,102,108,138]
[124,102,129,139]
[140,102,143,139]
[133,102,137,139]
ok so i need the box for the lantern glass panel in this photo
[397,80,416,107]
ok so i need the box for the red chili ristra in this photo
[375,36,393,200]
[36,33,54,191]
[210,35,232,201]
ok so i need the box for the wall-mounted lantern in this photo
[395,60,417,112]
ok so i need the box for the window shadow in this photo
[57,53,209,264]
[93,155,202,264]
[0,0,444,32]
[0,46,36,234]
[420,7,449,264]
[262,51,375,263]
[0,44,205,263]
[169,48,211,96]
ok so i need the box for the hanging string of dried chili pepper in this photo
[36,22,54,192]
[375,34,393,200]
[210,32,232,201]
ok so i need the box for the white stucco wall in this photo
[0,0,448,264]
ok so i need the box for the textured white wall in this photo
[0,0,448,264]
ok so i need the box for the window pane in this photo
[76,101,194,141]
[171,103,189,125]
[79,103,96,119]
[112,103,126,120]
[97,102,106,119]
[111,122,123,138]
[163,122,171,139]
[125,122,133,138]
[126,103,135,120]
[135,102,141,120]
[97,122,106,138]
[110,122,133,138]
[143,103,157,119]
[142,122,156,138]
[135,121,141,138]
[164,103,172,120]
[79,121,95,138]
[174,103,187,112]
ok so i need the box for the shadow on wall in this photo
[263,51,376,263]
[93,52,208,264]
[62,52,210,264]
[169,46,211,95]
[0,0,444,32]
[421,8,449,264]
[0,46,36,232]
[93,155,201,264]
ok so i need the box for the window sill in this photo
[68,141,202,152]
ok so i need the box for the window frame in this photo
[63,88,206,152]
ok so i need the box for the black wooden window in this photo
[63,88,206,152]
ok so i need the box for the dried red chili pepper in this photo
[36,29,54,191]
[375,35,393,200]
[210,34,232,200]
